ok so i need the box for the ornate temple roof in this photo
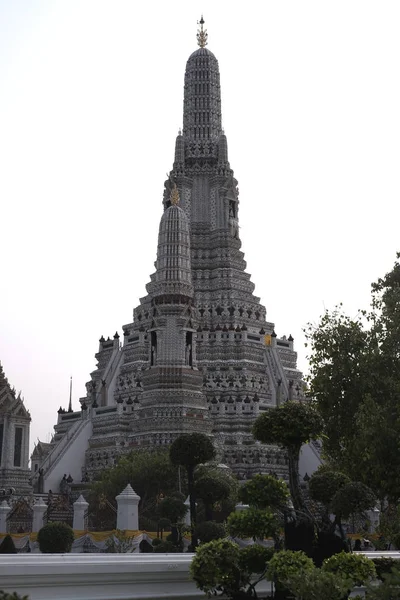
[0,361,30,419]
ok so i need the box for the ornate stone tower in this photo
[0,363,31,495]
[134,187,210,443]
[35,20,304,488]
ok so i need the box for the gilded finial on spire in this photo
[170,183,180,206]
[197,16,208,48]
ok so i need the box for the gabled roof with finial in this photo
[0,361,31,419]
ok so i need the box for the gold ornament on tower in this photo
[197,16,208,48]
[170,183,180,206]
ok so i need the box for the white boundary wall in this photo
[0,552,397,599]
[0,553,272,600]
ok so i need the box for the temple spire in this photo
[68,376,73,412]
[197,16,208,48]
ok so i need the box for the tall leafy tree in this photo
[169,433,215,547]
[253,402,323,515]
[89,449,180,529]
[305,254,400,503]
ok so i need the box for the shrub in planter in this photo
[322,550,376,586]
[196,521,226,543]
[0,535,17,554]
[37,521,74,554]
[0,593,29,600]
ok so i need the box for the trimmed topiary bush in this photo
[196,521,226,543]
[37,521,74,554]
[0,535,17,554]
[322,550,376,586]
[267,549,315,586]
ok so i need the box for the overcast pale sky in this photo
[1,1,399,451]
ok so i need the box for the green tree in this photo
[253,402,323,514]
[330,481,376,542]
[195,464,238,521]
[238,474,289,511]
[194,472,231,521]
[227,507,279,542]
[308,469,351,508]
[305,256,400,504]
[195,521,226,543]
[169,433,215,548]
[89,449,180,529]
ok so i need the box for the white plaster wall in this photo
[44,420,92,493]
[0,554,272,600]
[299,442,323,479]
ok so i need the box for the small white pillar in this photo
[73,494,89,530]
[116,484,140,531]
[0,500,11,533]
[32,498,47,533]
[184,496,191,527]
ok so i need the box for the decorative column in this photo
[0,500,11,533]
[32,498,47,533]
[116,484,140,531]
[73,495,89,530]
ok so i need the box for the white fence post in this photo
[73,495,89,530]
[32,498,47,533]
[116,484,140,531]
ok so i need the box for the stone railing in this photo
[264,345,289,402]
[0,551,397,599]
[0,553,267,600]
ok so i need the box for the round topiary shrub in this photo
[322,550,376,586]
[267,550,315,586]
[37,521,74,554]
[196,521,226,543]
